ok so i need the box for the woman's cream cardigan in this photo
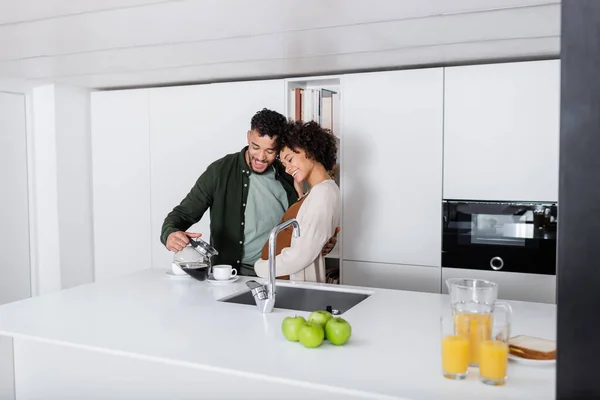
[254,179,340,283]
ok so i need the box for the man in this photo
[160,108,337,276]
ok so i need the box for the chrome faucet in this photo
[246,218,300,313]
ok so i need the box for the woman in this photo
[254,120,340,282]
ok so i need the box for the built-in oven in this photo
[442,200,557,275]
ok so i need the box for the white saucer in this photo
[508,354,555,366]
[207,275,240,284]
[165,271,190,279]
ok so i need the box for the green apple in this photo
[308,310,332,328]
[281,316,307,342]
[325,317,352,345]
[299,322,325,348]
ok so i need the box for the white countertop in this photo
[0,269,556,400]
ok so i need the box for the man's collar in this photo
[239,146,249,168]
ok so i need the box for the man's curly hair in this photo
[250,108,287,139]
[278,120,338,171]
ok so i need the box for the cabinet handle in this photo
[490,256,504,271]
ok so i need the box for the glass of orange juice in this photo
[440,316,470,380]
[478,320,510,386]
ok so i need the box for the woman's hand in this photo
[321,227,341,256]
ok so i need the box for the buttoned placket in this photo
[239,166,251,266]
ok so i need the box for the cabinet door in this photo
[91,90,152,282]
[342,69,443,267]
[0,92,31,304]
[443,60,560,202]
[149,80,285,269]
[342,261,440,293]
[441,268,556,304]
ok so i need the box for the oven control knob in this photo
[490,256,504,271]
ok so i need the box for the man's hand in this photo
[321,227,341,256]
[166,231,202,252]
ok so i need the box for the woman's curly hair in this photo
[278,120,338,171]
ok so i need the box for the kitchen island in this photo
[0,269,556,399]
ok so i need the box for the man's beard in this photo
[246,151,270,175]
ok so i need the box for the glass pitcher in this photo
[445,278,512,367]
[173,237,219,267]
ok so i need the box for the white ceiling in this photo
[0,0,561,89]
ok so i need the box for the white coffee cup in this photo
[212,265,237,281]
[171,262,187,276]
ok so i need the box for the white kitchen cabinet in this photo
[341,69,444,267]
[443,60,560,202]
[91,89,152,282]
[342,261,441,293]
[148,79,285,270]
[441,267,556,304]
[0,92,31,305]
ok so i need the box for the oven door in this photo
[442,200,557,275]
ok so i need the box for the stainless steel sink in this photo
[218,285,371,314]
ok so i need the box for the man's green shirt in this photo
[160,147,298,270]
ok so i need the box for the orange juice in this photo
[441,335,469,376]
[479,340,508,383]
[454,312,492,365]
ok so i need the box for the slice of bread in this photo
[508,335,556,360]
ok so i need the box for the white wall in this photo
[55,86,95,289]
[0,91,31,306]
[1,77,35,305]
[31,84,94,294]
[32,85,62,294]
[91,89,152,282]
